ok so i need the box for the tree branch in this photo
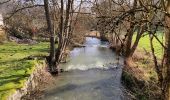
[0,0,11,5]
[4,4,44,21]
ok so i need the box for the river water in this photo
[42,37,125,100]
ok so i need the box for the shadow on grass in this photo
[0,60,33,73]
[0,74,30,91]
[0,60,34,91]
[0,48,49,54]
[0,54,46,65]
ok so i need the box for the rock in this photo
[18,39,38,45]
[9,36,38,45]
[9,36,20,42]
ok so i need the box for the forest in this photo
[0,0,170,100]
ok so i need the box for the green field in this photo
[133,33,164,58]
[0,42,49,99]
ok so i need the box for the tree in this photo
[43,0,74,73]
[55,0,73,67]
[162,0,170,99]
[43,0,56,72]
[91,0,170,99]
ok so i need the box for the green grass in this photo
[133,33,164,58]
[132,33,164,81]
[126,33,164,99]
[0,42,49,100]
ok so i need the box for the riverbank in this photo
[0,42,52,100]
[97,32,163,99]
[121,35,163,99]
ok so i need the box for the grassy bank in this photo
[132,34,163,80]
[122,34,163,99]
[0,42,49,99]
[133,34,164,58]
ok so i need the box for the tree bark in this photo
[149,33,163,85]
[124,0,137,65]
[130,25,144,57]
[56,0,72,65]
[55,0,64,64]
[124,25,144,66]
[44,0,56,72]
[162,0,170,99]
[124,24,134,65]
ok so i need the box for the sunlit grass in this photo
[0,42,49,100]
[133,33,164,58]
[132,32,164,81]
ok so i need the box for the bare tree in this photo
[43,0,56,72]
[162,0,170,99]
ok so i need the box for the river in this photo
[42,37,125,100]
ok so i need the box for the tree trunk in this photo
[149,34,163,85]
[162,1,170,99]
[125,24,144,66]
[124,0,137,65]
[124,23,134,65]
[44,0,56,72]
[56,0,72,65]
[131,25,144,54]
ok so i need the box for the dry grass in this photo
[125,49,158,82]
[127,34,163,82]
[133,50,158,80]
[122,48,161,100]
